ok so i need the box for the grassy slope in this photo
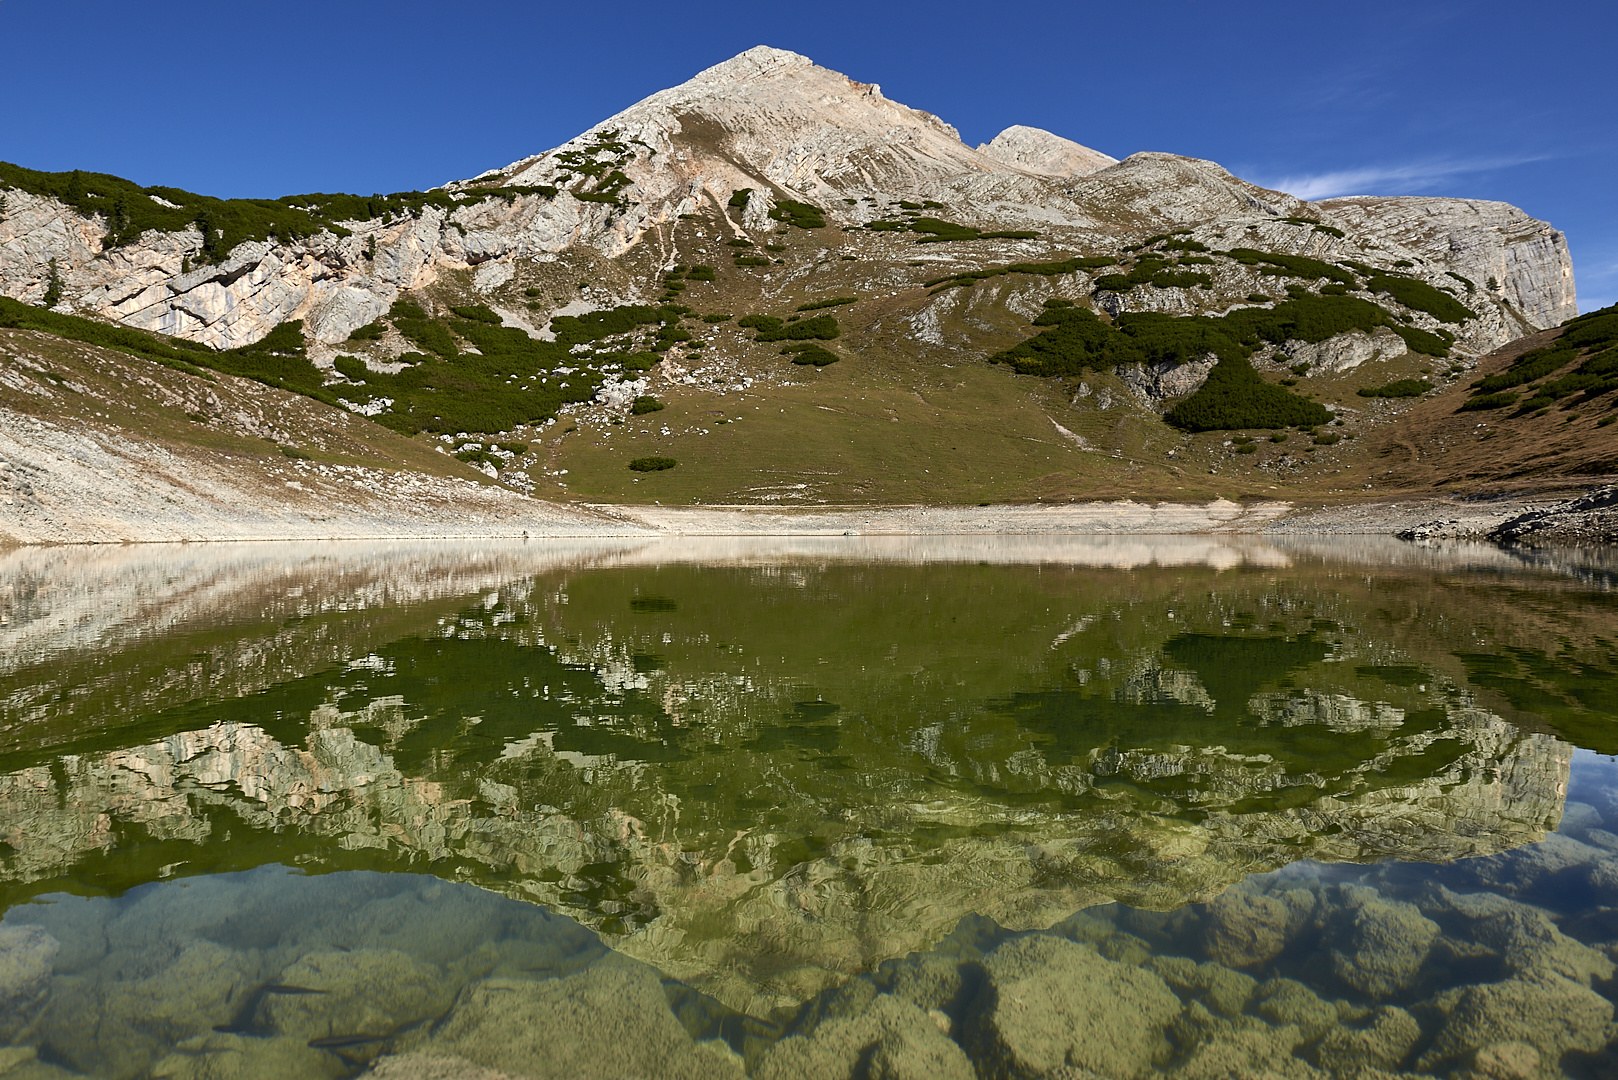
[1359,325,1618,492]
[0,327,494,484]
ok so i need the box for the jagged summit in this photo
[979,125,1117,179]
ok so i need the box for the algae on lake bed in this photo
[0,538,1616,1077]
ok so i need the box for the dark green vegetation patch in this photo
[768,199,826,229]
[740,314,840,343]
[1166,359,1334,432]
[628,456,677,472]
[1367,275,1475,324]
[780,343,839,366]
[630,396,665,415]
[0,297,339,403]
[1464,303,1618,415]
[925,254,1117,293]
[796,296,857,312]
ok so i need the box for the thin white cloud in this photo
[1254,155,1548,201]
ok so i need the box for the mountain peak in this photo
[979,125,1117,179]
[685,46,816,87]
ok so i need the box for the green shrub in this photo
[733,255,771,267]
[769,199,825,229]
[685,265,716,281]
[629,456,677,472]
[279,445,312,459]
[1225,249,1355,285]
[450,305,503,324]
[725,238,754,247]
[753,314,839,342]
[924,254,1114,292]
[1459,392,1520,411]
[333,355,369,381]
[1236,443,1258,454]
[347,320,385,341]
[1366,275,1474,323]
[630,395,665,415]
[796,296,857,311]
[41,258,62,307]
[728,189,752,208]
[1358,378,1432,398]
[1312,432,1341,445]
[1390,324,1452,357]
[737,314,783,334]
[498,442,529,454]
[781,342,839,366]
[982,230,1040,240]
[1165,357,1333,431]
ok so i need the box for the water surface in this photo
[0,537,1615,1078]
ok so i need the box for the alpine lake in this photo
[2,535,1617,1080]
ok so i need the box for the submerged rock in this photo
[1323,887,1440,996]
[1202,886,1313,969]
[389,957,741,1080]
[965,934,1180,1079]
[0,924,59,1040]
[753,993,973,1080]
[1312,1005,1422,1074]
[148,1031,348,1080]
[1252,978,1340,1042]
[1416,976,1616,1078]
[34,938,259,1080]
[260,948,455,1047]
[1147,956,1257,1017]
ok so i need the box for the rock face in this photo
[977,124,1118,178]
[0,47,1576,358]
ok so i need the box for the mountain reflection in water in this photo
[0,537,1615,1078]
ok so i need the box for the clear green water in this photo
[1,537,1616,1078]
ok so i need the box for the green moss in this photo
[1367,275,1475,323]
[629,456,677,472]
[925,254,1116,293]
[1358,379,1432,398]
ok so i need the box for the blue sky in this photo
[4,0,1613,310]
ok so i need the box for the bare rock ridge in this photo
[977,124,1119,178]
[0,44,1578,355]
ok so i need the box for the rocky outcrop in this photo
[977,124,1118,178]
[1320,195,1578,328]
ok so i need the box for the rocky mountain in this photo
[0,46,1600,514]
[0,46,1575,349]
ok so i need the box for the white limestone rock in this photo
[979,124,1118,178]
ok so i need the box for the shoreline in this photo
[3,489,1610,546]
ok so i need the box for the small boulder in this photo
[1203,887,1309,969]
[965,934,1180,1079]
[753,994,973,1080]
[1417,976,1616,1078]
[1253,978,1340,1042]
[1324,890,1439,996]
[1312,1005,1421,1074]
[0,924,59,1040]
[412,958,740,1080]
